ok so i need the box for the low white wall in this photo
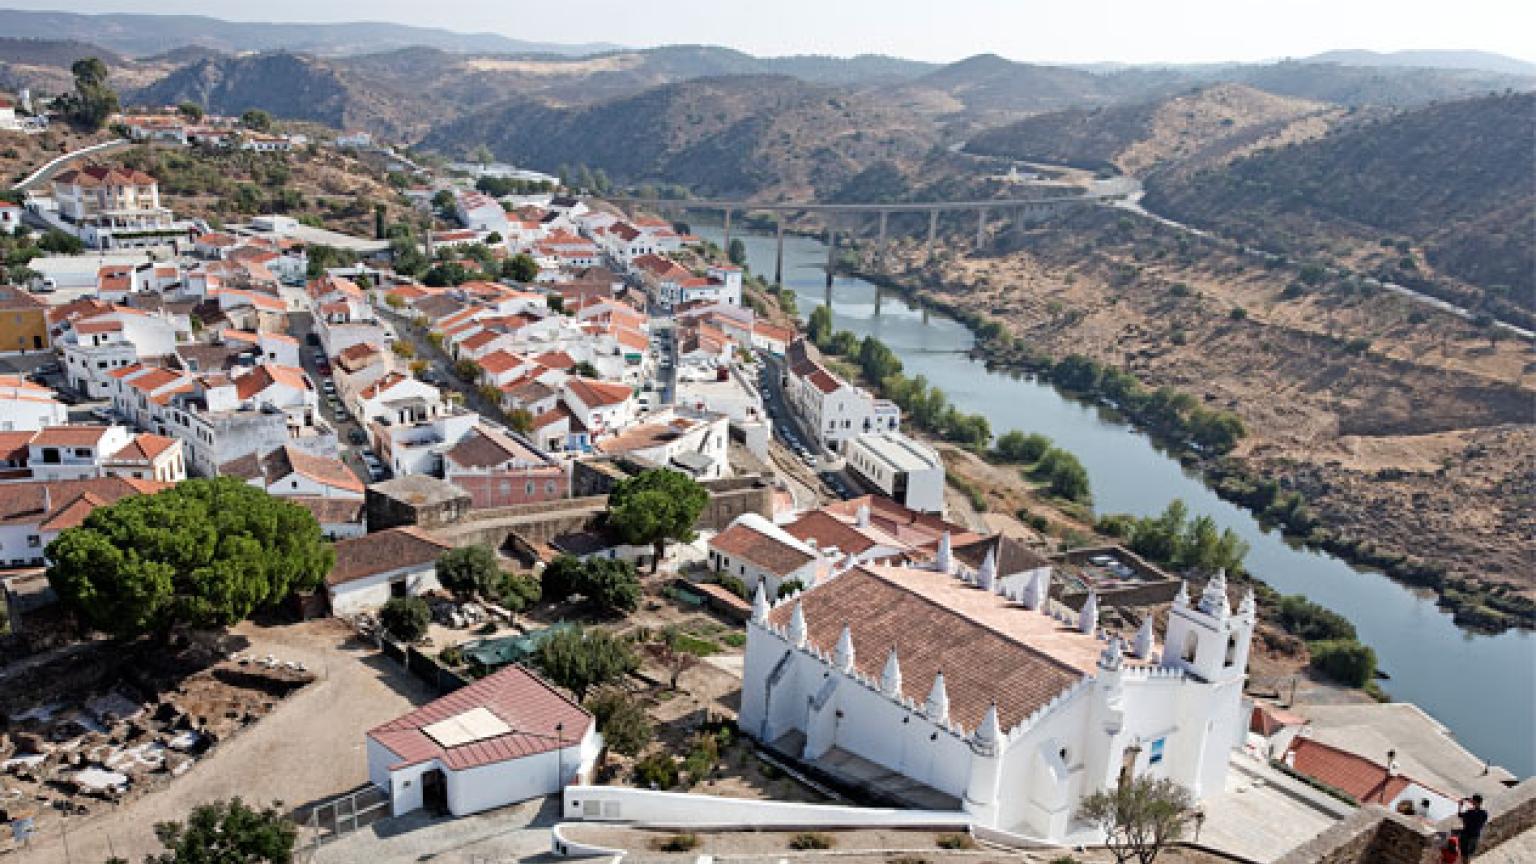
[550,823,626,861]
[561,786,970,828]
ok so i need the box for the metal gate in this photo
[299,784,391,858]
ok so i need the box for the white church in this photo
[739,535,1255,841]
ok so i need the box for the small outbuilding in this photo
[366,664,601,817]
[327,526,452,615]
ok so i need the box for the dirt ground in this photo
[8,619,435,863]
[871,212,1535,612]
[0,126,116,186]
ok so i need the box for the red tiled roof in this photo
[235,364,311,400]
[765,564,1089,733]
[30,425,111,448]
[1284,737,1417,805]
[262,445,364,494]
[368,664,592,772]
[477,350,523,375]
[711,520,816,577]
[329,526,452,586]
[564,377,631,408]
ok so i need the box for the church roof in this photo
[766,563,1110,732]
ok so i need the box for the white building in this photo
[24,425,185,483]
[784,340,899,451]
[366,665,601,818]
[50,165,192,249]
[709,513,825,598]
[327,526,451,616]
[561,378,635,440]
[60,309,182,399]
[0,375,68,431]
[740,564,1254,842]
[844,432,946,515]
[0,202,21,234]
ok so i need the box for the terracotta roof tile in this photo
[329,526,452,586]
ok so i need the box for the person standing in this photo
[1457,794,1489,860]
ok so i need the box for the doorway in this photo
[421,769,448,816]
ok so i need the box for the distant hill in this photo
[1144,93,1536,313]
[0,10,619,58]
[132,52,416,137]
[1226,60,1535,108]
[420,75,939,199]
[964,84,1335,176]
[885,54,1191,123]
[1302,50,1536,77]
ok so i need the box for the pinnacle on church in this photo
[1199,570,1231,618]
[751,581,769,624]
[1098,635,1124,671]
[1238,587,1257,621]
[788,601,808,648]
[1133,615,1155,658]
[881,646,903,697]
[1024,569,1049,611]
[834,623,856,672]
[925,670,950,724]
[977,546,997,592]
[1172,579,1189,608]
[973,701,1001,749]
[1079,590,1099,635]
[935,531,953,573]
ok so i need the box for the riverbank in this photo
[842,212,1533,634]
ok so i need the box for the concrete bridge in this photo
[606,192,1121,284]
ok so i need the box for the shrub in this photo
[935,833,976,850]
[789,832,834,850]
[1278,595,1357,642]
[653,833,700,852]
[721,632,746,648]
[585,688,653,756]
[994,431,1053,464]
[1309,639,1377,687]
[634,752,679,789]
[380,596,430,643]
[716,574,747,599]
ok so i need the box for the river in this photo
[699,225,1535,778]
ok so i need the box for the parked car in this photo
[348,428,367,445]
[36,362,61,375]
[89,406,116,422]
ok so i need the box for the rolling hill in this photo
[963,84,1336,176]
[0,9,618,58]
[420,75,939,199]
[1143,92,1536,314]
[1301,49,1536,77]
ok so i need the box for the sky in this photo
[5,0,1535,65]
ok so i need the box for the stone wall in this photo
[1274,778,1535,864]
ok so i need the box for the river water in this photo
[700,225,1535,778]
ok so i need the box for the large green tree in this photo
[541,555,641,615]
[435,544,500,599]
[46,479,333,640]
[61,57,119,131]
[606,469,708,573]
[534,625,638,700]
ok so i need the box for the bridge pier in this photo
[927,210,939,261]
[876,210,889,270]
[976,208,987,249]
[825,226,837,288]
[774,219,785,287]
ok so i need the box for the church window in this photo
[1181,631,1199,663]
[1224,634,1238,667]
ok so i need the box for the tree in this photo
[495,571,542,618]
[508,407,535,434]
[1309,639,1377,687]
[60,57,119,131]
[606,469,708,573]
[727,238,748,266]
[806,304,833,347]
[643,626,700,690]
[176,101,204,121]
[471,144,494,167]
[541,555,641,615]
[431,189,456,214]
[533,625,638,700]
[36,229,84,254]
[47,479,332,641]
[240,109,273,132]
[502,252,539,283]
[436,545,500,599]
[584,688,652,756]
[1078,776,1193,864]
[144,798,296,864]
[995,431,1052,463]
[380,596,430,643]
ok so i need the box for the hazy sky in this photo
[7,0,1534,64]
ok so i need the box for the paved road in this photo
[12,137,134,192]
[289,311,374,484]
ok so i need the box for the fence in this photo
[299,784,391,860]
[365,627,472,695]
